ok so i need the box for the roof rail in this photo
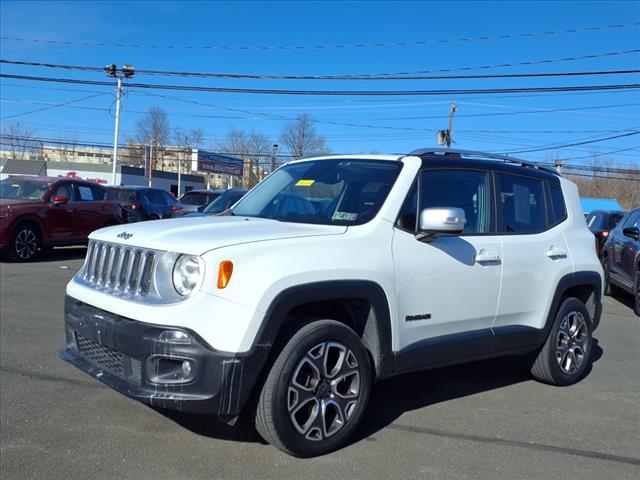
[407,148,559,175]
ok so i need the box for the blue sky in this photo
[0,0,639,165]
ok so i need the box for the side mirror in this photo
[51,195,68,205]
[623,226,639,240]
[197,205,206,212]
[416,207,466,242]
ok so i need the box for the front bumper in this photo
[59,295,269,417]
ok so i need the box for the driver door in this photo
[392,168,502,369]
[44,182,76,241]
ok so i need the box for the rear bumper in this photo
[59,295,269,417]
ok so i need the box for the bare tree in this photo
[217,128,272,188]
[280,113,329,159]
[135,107,170,170]
[56,135,79,163]
[1,123,39,160]
[563,155,640,209]
[173,127,204,173]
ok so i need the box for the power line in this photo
[502,131,640,154]
[2,73,639,96]
[1,23,637,51]
[3,59,640,80]
[0,93,107,120]
[557,146,640,160]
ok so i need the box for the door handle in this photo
[545,246,568,259]
[475,250,500,263]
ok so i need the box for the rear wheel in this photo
[530,297,592,386]
[9,223,41,262]
[255,320,371,457]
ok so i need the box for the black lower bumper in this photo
[59,295,269,417]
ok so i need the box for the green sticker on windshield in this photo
[332,211,358,221]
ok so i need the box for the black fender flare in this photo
[254,280,394,379]
[543,271,603,334]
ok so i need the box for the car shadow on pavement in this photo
[154,340,603,448]
[155,406,266,444]
[610,294,636,312]
[0,247,88,264]
[349,339,604,447]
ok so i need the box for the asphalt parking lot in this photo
[1,248,639,480]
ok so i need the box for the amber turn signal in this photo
[217,260,234,289]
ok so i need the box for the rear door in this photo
[493,172,573,332]
[73,183,109,237]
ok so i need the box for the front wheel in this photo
[530,297,592,386]
[9,224,41,262]
[255,320,372,457]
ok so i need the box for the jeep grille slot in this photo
[80,240,158,299]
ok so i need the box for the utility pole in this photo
[105,64,134,185]
[271,144,279,173]
[437,103,457,148]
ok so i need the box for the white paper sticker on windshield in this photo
[332,211,358,221]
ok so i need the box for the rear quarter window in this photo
[548,181,567,225]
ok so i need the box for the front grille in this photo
[81,241,156,298]
[75,333,142,383]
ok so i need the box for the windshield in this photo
[232,159,402,225]
[0,178,52,200]
[204,190,246,214]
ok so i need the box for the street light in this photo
[105,64,134,185]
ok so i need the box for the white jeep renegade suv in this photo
[60,149,603,457]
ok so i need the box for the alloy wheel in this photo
[14,228,38,260]
[555,310,589,375]
[287,341,361,441]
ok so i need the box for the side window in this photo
[548,181,566,224]
[145,190,164,204]
[496,173,547,234]
[51,183,75,202]
[420,169,490,234]
[76,185,96,201]
[89,185,106,201]
[623,210,640,228]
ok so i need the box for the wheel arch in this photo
[11,214,45,240]
[546,271,603,333]
[256,280,394,380]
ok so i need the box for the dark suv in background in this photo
[602,207,640,316]
[183,188,247,217]
[172,189,223,217]
[107,186,177,222]
[0,176,123,261]
[586,209,626,257]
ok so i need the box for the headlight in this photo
[172,254,203,296]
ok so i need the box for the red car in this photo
[0,176,124,261]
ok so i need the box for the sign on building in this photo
[191,149,244,176]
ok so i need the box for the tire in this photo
[603,261,622,296]
[634,270,639,317]
[9,223,41,262]
[255,320,372,457]
[530,297,592,386]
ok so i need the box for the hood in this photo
[91,216,347,255]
